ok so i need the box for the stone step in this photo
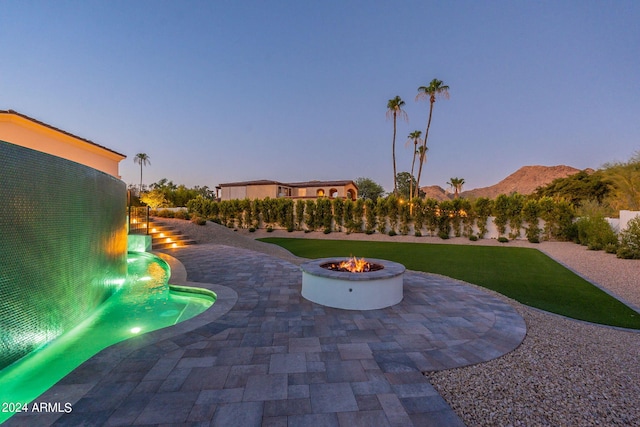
[148,218,196,249]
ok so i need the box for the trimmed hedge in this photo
[186,194,577,241]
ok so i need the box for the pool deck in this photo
[7,243,526,426]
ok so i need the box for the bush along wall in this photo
[186,194,583,242]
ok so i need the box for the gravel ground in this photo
[157,219,640,426]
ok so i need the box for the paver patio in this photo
[7,243,526,426]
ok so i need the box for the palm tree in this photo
[447,177,465,198]
[406,130,423,201]
[134,153,151,195]
[386,96,408,195]
[415,145,427,196]
[415,79,449,191]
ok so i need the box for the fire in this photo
[338,256,371,273]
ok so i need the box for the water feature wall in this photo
[0,140,127,370]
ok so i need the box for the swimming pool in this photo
[0,252,214,423]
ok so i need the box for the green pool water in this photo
[0,252,214,423]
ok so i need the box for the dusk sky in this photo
[2,1,639,194]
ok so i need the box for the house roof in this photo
[0,110,126,159]
[287,180,357,188]
[217,180,282,187]
[217,179,358,189]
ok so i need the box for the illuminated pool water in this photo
[0,252,214,423]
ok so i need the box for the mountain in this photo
[421,165,586,200]
[421,185,451,201]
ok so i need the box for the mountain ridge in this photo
[421,165,588,200]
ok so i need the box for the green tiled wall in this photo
[0,140,127,370]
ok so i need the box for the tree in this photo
[446,177,465,198]
[415,79,449,191]
[406,130,423,202]
[396,172,423,200]
[355,177,385,201]
[602,151,640,211]
[140,189,167,209]
[134,153,151,195]
[534,170,610,207]
[386,96,408,195]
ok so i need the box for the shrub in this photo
[386,195,399,234]
[414,230,422,237]
[438,200,454,239]
[287,226,294,232]
[332,198,345,232]
[190,216,207,226]
[375,198,387,234]
[616,246,638,259]
[469,235,478,241]
[604,243,618,254]
[522,199,541,242]
[174,210,189,220]
[497,236,509,243]
[323,228,331,234]
[474,197,493,239]
[388,230,397,237]
[438,230,450,240]
[617,216,640,259]
[575,216,617,251]
[155,209,175,218]
[266,226,274,233]
[249,227,256,233]
[317,198,333,232]
[187,195,219,220]
[295,200,306,230]
[492,195,510,237]
[399,200,410,235]
[353,199,365,232]
[364,199,377,234]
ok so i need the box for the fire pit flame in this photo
[322,256,383,273]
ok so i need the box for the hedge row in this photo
[186,194,578,241]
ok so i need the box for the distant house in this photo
[217,180,358,201]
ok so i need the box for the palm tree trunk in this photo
[392,112,398,195]
[410,149,416,200]
[416,102,434,191]
[409,145,417,214]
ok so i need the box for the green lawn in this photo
[259,237,640,329]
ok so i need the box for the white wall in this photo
[619,210,640,232]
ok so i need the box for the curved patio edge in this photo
[8,245,527,426]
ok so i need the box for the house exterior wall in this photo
[219,181,358,201]
[221,185,248,200]
[246,184,278,199]
[0,140,127,370]
[294,187,308,198]
[0,113,125,178]
[297,183,357,200]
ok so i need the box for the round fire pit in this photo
[300,258,405,310]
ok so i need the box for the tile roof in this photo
[218,179,357,188]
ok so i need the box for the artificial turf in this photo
[259,237,640,329]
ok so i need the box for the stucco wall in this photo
[620,210,640,232]
[221,186,247,200]
[0,113,124,178]
[246,184,278,199]
[0,140,127,370]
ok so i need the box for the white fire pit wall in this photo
[300,258,405,310]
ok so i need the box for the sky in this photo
[2,0,639,194]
